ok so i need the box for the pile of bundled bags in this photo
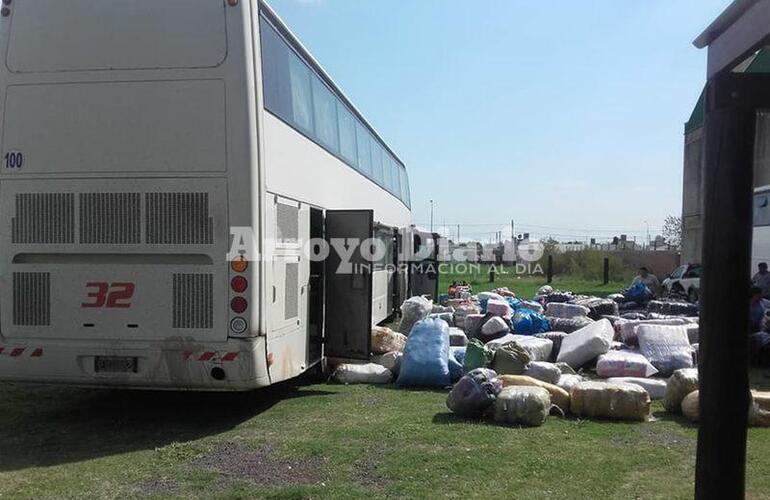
[330,286,766,428]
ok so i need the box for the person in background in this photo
[753,262,770,299]
[751,286,766,332]
[631,267,660,297]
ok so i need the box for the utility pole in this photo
[457,224,460,242]
[430,200,434,233]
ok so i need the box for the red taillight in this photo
[231,276,248,293]
[231,297,248,314]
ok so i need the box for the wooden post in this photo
[695,73,757,500]
[603,257,609,285]
[489,266,495,283]
[546,255,553,284]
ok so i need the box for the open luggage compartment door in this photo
[324,210,373,360]
[409,230,440,300]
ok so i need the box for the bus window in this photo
[311,78,339,152]
[288,54,314,134]
[372,143,384,184]
[356,121,373,176]
[338,103,358,166]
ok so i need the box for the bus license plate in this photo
[95,356,137,373]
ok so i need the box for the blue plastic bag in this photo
[625,282,651,302]
[397,318,451,387]
[448,355,463,383]
[512,309,550,335]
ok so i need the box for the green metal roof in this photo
[685,47,770,134]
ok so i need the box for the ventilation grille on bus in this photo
[13,272,51,326]
[12,193,75,244]
[79,193,141,244]
[172,273,213,329]
[146,193,214,245]
[284,262,299,320]
[276,203,299,242]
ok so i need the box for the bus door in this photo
[324,210,373,360]
[408,230,440,300]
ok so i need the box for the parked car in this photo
[662,264,701,302]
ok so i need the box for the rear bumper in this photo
[0,337,270,391]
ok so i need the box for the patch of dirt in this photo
[193,443,325,487]
[353,449,391,491]
[134,478,179,495]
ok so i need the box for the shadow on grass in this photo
[0,376,335,472]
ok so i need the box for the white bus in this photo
[0,0,434,390]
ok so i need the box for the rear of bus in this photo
[0,0,268,390]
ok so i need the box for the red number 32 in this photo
[82,282,135,308]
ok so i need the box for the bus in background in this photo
[0,0,432,390]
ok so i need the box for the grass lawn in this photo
[439,266,628,300]
[3,374,770,499]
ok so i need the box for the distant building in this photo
[681,49,770,264]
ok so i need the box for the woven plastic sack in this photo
[546,302,590,319]
[546,316,594,334]
[491,342,531,375]
[446,368,503,417]
[487,298,513,318]
[512,309,550,335]
[570,381,651,421]
[663,368,698,413]
[556,319,614,369]
[398,296,433,334]
[637,324,693,376]
[371,326,407,354]
[462,313,485,336]
[454,304,480,330]
[332,363,393,384]
[647,300,699,317]
[397,318,450,387]
[463,338,494,373]
[449,328,468,347]
[596,350,658,378]
[523,361,561,385]
[481,316,510,337]
[499,374,570,413]
[509,335,553,361]
[573,297,620,320]
[493,386,551,427]
[371,351,402,376]
[605,377,667,400]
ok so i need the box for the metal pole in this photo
[695,73,755,500]
[603,257,609,285]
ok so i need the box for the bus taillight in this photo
[231,276,248,293]
[231,297,247,314]
[231,256,248,273]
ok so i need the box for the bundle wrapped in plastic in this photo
[509,335,553,361]
[463,338,494,373]
[595,350,658,378]
[546,302,590,319]
[556,319,614,369]
[569,297,618,320]
[429,312,455,326]
[605,377,667,400]
[372,326,407,354]
[446,368,503,417]
[546,316,595,334]
[462,314,486,336]
[557,374,584,393]
[449,327,469,347]
[332,363,393,384]
[523,361,562,385]
[491,342,531,375]
[535,331,567,362]
[637,325,693,376]
[647,300,699,317]
[517,300,545,315]
[431,304,454,314]
[487,298,513,318]
[512,309,550,335]
[685,324,699,344]
[397,318,450,387]
[616,318,690,345]
[481,316,511,337]
[663,368,698,413]
[556,362,576,374]
[681,391,770,427]
[398,296,433,335]
[478,292,505,303]
[493,386,552,427]
[499,374,570,413]
[371,351,403,376]
[570,381,651,421]
[454,304,481,330]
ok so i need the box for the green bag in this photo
[463,338,494,373]
[491,342,531,375]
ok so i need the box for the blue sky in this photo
[267,0,731,243]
